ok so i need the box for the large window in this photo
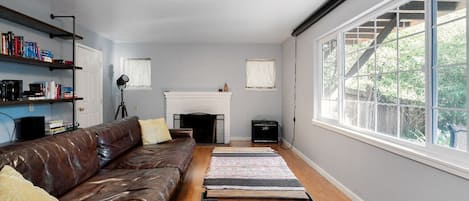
[318,0,468,176]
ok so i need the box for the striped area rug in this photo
[203,147,311,200]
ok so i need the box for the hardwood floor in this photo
[175,141,350,201]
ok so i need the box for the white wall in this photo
[113,43,282,139]
[282,0,469,200]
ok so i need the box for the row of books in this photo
[1,31,54,62]
[45,120,74,135]
[25,81,74,100]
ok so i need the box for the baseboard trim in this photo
[282,139,363,201]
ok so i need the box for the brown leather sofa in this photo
[0,116,195,201]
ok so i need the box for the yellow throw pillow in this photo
[0,165,23,178]
[139,118,173,145]
[0,165,58,201]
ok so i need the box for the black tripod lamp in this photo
[114,74,129,120]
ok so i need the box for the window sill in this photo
[311,119,469,180]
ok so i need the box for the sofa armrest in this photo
[169,128,193,138]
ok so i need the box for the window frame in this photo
[314,0,469,179]
[119,57,152,90]
[245,59,277,91]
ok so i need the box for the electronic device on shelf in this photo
[1,80,22,101]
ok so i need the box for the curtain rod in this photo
[291,0,346,37]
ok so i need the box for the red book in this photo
[14,36,18,56]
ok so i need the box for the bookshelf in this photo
[0,5,83,130]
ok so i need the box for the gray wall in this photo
[0,0,115,143]
[281,0,469,200]
[113,43,282,139]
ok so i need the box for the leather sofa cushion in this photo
[0,129,99,197]
[104,137,195,173]
[89,116,142,167]
[60,168,180,201]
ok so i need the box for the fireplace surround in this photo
[164,91,232,144]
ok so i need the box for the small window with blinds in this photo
[245,59,276,90]
[120,58,152,90]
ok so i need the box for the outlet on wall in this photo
[28,104,34,112]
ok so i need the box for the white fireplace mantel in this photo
[164,91,232,144]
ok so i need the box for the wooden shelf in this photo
[0,5,83,40]
[0,97,83,106]
[0,54,82,70]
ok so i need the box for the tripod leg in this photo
[114,105,122,120]
[122,105,128,118]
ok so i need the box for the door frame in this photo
[76,43,104,126]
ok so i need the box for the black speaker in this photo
[252,120,279,143]
[16,116,45,141]
[2,80,22,101]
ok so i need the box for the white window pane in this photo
[358,76,374,101]
[377,73,398,104]
[400,106,425,143]
[344,100,358,126]
[321,100,338,119]
[246,60,275,88]
[357,21,376,49]
[378,9,398,44]
[377,104,397,136]
[399,33,425,71]
[437,66,467,109]
[358,47,375,76]
[121,58,151,89]
[320,39,339,120]
[344,77,358,100]
[376,41,397,73]
[322,39,338,100]
[437,19,467,66]
[358,102,375,131]
[400,71,425,106]
[435,109,467,151]
[398,1,425,38]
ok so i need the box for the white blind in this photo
[121,58,151,89]
[246,60,276,89]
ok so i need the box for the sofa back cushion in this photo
[0,129,99,197]
[89,116,142,167]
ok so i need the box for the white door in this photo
[76,44,103,128]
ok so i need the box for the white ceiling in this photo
[51,0,325,44]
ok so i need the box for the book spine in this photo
[36,43,40,60]
[56,84,61,99]
[1,33,4,55]
[19,36,24,57]
[14,36,18,57]
[7,31,13,56]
